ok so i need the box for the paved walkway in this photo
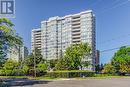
[1,78,130,87]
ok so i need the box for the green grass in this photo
[0,75,130,81]
[0,76,59,80]
[0,76,28,79]
[49,70,94,73]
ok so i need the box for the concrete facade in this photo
[32,10,96,70]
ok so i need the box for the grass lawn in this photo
[0,76,58,80]
[0,75,130,81]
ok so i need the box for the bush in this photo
[46,70,94,78]
[102,63,116,75]
[22,65,29,75]
[0,69,26,76]
[28,69,47,77]
[12,69,24,76]
[94,74,114,77]
[0,70,5,76]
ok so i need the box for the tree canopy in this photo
[102,46,130,75]
[111,46,130,74]
[0,18,23,63]
[24,48,45,67]
[55,43,91,70]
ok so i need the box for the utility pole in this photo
[33,34,36,77]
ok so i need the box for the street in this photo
[1,78,130,87]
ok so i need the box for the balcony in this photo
[72,20,80,24]
[72,36,80,39]
[72,37,80,40]
[72,24,80,28]
[72,16,80,19]
[72,40,81,44]
[72,28,80,31]
[72,23,80,26]
[72,32,81,36]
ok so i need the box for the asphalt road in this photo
[1,78,130,87]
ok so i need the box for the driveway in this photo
[1,78,130,87]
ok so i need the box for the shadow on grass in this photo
[0,78,51,87]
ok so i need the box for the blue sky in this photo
[11,0,130,64]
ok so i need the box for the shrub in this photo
[46,70,94,78]
[0,69,25,76]
[22,65,29,75]
[102,63,116,75]
[28,69,47,77]
[0,70,5,76]
[12,69,24,76]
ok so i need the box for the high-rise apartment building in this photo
[7,45,21,62]
[32,10,96,70]
[20,46,29,60]
[31,29,42,52]
[7,46,28,62]
[95,50,100,65]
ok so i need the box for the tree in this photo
[48,59,58,69]
[82,61,91,68]
[3,59,19,70]
[102,63,116,75]
[3,59,19,75]
[24,48,45,67]
[36,63,47,72]
[22,65,29,75]
[95,64,104,73]
[55,56,71,70]
[55,43,91,70]
[111,46,130,74]
[0,18,22,63]
[24,48,46,76]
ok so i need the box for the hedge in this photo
[46,70,94,78]
[29,69,47,77]
[0,69,25,76]
[0,70,95,77]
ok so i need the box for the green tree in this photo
[112,46,130,74]
[24,48,46,76]
[95,64,104,73]
[55,56,71,70]
[95,64,100,73]
[55,43,91,70]
[48,59,58,69]
[0,18,22,63]
[3,59,19,75]
[102,63,116,75]
[36,63,47,72]
[22,65,29,75]
[24,48,45,67]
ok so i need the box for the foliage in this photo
[0,59,30,76]
[3,59,19,70]
[36,63,47,72]
[55,43,91,70]
[22,65,29,75]
[95,64,101,73]
[102,63,116,75]
[48,59,58,69]
[24,48,45,67]
[111,46,130,74]
[1,59,20,76]
[0,18,22,63]
[95,64,104,73]
[23,48,47,76]
[46,70,94,78]
[55,56,71,70]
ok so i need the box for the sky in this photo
[10,0,130,64]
